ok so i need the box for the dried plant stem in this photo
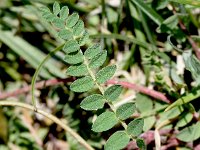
[0,100,94,150]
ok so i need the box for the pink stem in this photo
[0,78,171,103]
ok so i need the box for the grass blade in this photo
[129,0,163,25]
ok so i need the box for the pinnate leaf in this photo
[127,118,144,137]
[60,6,69,20]
[92,111,118,132]
[58,29,73,40]
[78,30,89,46]
[66,64,87,76]
[70,76,94,92]
[84,44,101,59]
[53,1,60,15]
[105,131,130,150]
[66,13,79,28]
[116,103,136,120]
[80,94,105,110]
[104,85,123,102]
[136,138,146,150]
[96,65,116,84]
[63,40,80,54]
[73,20,84,36]
[64,51,83,64]
[89,50,107,69]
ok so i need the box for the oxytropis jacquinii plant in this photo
[40,2,145,150]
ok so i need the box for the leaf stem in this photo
[31,44,64,110]
[0,100,94,150]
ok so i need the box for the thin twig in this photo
[0,78,171,103]
[0,100,94,150]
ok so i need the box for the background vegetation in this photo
[0,0,200,149]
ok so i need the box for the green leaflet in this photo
[53,1,60,15]
[58,29,73,40]
[183,52,200,84]
[143,116,156,131]
[40,6,50,14]
[136,94,153,114]
[116,103,136,120]
[104,85,123,102]
[80,94,105,110]
[78,30,89,46]
[63,40,80,54]
[66,64,87,76]
[70,76,94,92]
[89,50,107,69]
[105,131,130,150]
[52,18,65,29]
[127,118,144,137]
[92,111,118,132]
[176,112,193,128]
[60,6,69,20]
[64,51,84,64]
[96,65,116,84]
[176,122,200,142]
[73,20,84,36]
[136,138,146,150]
[84,44,101,59]
[44,13,56,22]
[157,15,178,33]
[66,13,79,28]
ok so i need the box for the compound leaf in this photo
[63,40,80,54]
[105,131,130,150]
[64,51,83,64]
[52,18,65,29]
[92,111,118,132]
[73,20,84,36]
[104,85,123,102]
[58,29,73,40]
[127,118,144,137]
[84,44,101,59]
[80,94,105,110]
[66,13,79,28]
[116,103,136,120]
[70,76,94,92]
[89,50,107,69]
[66,64,88,76]
[53,1,60,15]
[60,6,69,20]
[96,65,116,84]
